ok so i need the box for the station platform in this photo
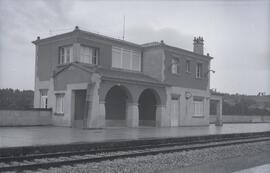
[0,123,270,149]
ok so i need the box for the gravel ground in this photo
[21,141,270,173]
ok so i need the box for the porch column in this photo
[156,105,167,127]
[204,97,210,120]
[87,101,105,128]
[86,85,105,128]
[86,74,105,128]
[215,99,223,126]
[126,103,139,127]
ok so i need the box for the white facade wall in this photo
[166,86,210,126]
[35,77,211,128]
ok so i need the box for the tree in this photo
[0,88,34,109]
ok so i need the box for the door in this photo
[73,90,87,128]
[171,98,179,126]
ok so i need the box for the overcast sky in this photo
[0,0,269,95]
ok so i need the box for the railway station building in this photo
[33,26,220,128]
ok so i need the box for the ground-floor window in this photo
[40,89,48,108]
[56,94,64,114]
[193,97,204,117]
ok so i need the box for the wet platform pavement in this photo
[0,123,270,148]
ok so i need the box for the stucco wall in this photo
[142,47,165,81]
[99,80,166,105]
[77,33,142,70]
[0,109,52,126]
[36,37,75,81]
[77,37,112,69]
[35,30,142,83]
[210,115,270,123]
[54,66,92,91]
[166,86,210,126]
[163,49,210,90]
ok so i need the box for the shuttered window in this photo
[112,47,122,68]
[132,51,141,71]
[112,46,141,71]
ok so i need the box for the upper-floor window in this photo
[59,46,73,64]
[80,46,99,65]
[186,60,191,73]
[112,46,141,72]
[196,63,203,78]
[171,58,179,74]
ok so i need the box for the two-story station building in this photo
[33,26,214,128]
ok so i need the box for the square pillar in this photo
[156,105,167,127]
[216,99,223,126]
[86,81,105,128]
[204,97,210,121]
[126,103,139,127]
[98,101,106,127]
[88,101,105,128]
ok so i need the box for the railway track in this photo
[0,133,270,172]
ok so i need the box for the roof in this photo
[141,42,162,47]
[53,62,95,77]
[33,27,141,48]
[54,62,168,87]
[33,27,212,59]
[142,41,213,60]
[97,68,167,86]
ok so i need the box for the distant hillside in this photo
[210,90,270,115]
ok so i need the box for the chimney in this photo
[74,26,79,31]
[193,36,204,55]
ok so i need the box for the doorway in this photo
[170,97,179,126]
[73,90,87,128]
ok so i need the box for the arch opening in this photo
[138,89,160,126]
[105,85,130,127]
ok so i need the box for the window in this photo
[93,49,99,65]
[40,89,48,108]
[171,58,179,74]
[56,94,64,114]
[132,51,141,71]
[186,60,191,73]
[112,46,121,68]
[196,63,203,78]
[80,46,92,64]
[112,46,141,71]
[193,97,204,117]
[122,49,131,69]
[59,46,73,64]
[80,46,99,65]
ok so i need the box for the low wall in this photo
[210,115,270,123]
[0,109,52,126]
